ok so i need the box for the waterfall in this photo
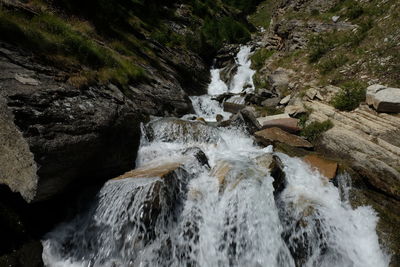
[190,46,255,121]
[42,46,389,267]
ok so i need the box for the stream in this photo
[41,46,389,267]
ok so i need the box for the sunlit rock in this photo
[303,154,338,180]
[255,127,313,148]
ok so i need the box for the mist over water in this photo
[42,47,389,267]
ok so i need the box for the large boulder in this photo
[366,84,400,113]
[260,118,301,133]
[254,127,313,148]
[307,101,400,200]
[303,154,338,179]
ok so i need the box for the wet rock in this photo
[210,161,232,188]
[229,109,262,134]
[303,154,338,179]
[114,162,184,181]
[255,153,286,194]
[183,147,210,168]
[223,102,246,114]
[255,127,313,148]
[219,64,238,85]
[212,93,235,103]
[366,84,400,113]
[257,88,275,98]
[260,118,301,133]
[216,114,224,122]
[145,118,219,143]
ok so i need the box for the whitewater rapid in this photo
[42,46,389,267]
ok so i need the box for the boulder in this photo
[279,95,291,105]
[366,84,400,113]
[303,155,338,179]
[114,162,183,180]
[216,114,224,122]
[261,97,281,108]
[285,105,307,116]
[257,113,290,126]
[223,102,246,114]
[260,118,301,133]
[255,154,286,195]
[210,161,232,187]
[254,127,313,148]
[306,101,400,200]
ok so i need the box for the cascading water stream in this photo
[42,46,390,267]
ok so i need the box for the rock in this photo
[183,147,210,168]
[306,101,400,200]
[366,84,400,113]
[303,154,338,179]
[223,102,246,114]
[210,161,232,187]
[196,117,206,123]
[240,108,262,131]
[255,153,286,194]
[212,93,235,103]
[332,16,340,23]
[257,114,291,126]
[257,88,275,98]
[305,88,318,100]
[279,95,291,105]
[320,85,341,102]
[216,114,224,122]
[219,64,238,85]
[14,74,40,86]
[145,118,219,143]
[254,127,313,148]
[268,68,292,95]
[285,105,307,116]
[229,109,262,134]
[114,162,183,180]
[260,118,301,133]
[261,97,281,108]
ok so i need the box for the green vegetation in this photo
[331,81,366,111]
[251,48,275,70]
[301,120,334,141]
[200,17,250,54]
[0,7,145,87]
[248,0,275,29]
[318,55,349,74]
[0,0,257,88]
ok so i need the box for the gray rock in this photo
[262,97,281,108]
[279,95,291,105]
[366,84,400,113]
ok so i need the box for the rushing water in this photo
[42,47,389,267]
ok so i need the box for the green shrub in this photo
[311,9,320,16]
[331,81,366,111]
[199,16,250,55]
[301,120,333,141]
[318,54,349,74]
[308,33,337,63]
[251,48,274,70]
[345,2,364,20]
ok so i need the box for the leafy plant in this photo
[251,48,274,70]
[331,81,366,111]
[301,120,333,141]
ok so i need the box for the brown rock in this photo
[255,127,313,148]
[223,102,245,114]
[216,114,224,122]
[261,118,301,133]
[210,161,232,187]
[114,162,183,180]
[303,155,338,179]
